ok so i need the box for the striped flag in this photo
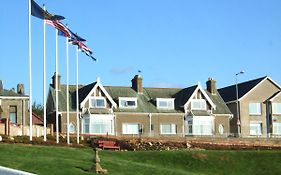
[45,20,71,38]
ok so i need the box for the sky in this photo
[1,0,281,104]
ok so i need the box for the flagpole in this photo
[55,29,59,144]
[76,46,80,144]
[66,34,70,145]
[43,4,47,142]
[28,0,33,141]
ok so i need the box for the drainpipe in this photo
[114,115,117,136]
[149,113,152,137]
[182,114,185,137]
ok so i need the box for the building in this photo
[0,80,29,126]
[218,76,281,137]
[47,73,232,137]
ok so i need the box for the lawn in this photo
[0,143,281,175]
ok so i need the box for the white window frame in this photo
[249,103,261,115]
[250,123,262,136]
[90,97,106,108]
[191,99,207,110]
[83,115,114,135]
[273,122,281,135]
[160,123,176,135]
[156,98,175,110]
[272,103,281,115]
[122,123,140,134]
[119,97,137,108]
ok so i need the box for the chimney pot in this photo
[17,84,24,94]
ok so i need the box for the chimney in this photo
[131,75,143,94]
[0,80,3,92]
[52,72,61,90]
[17,84,25,94]
[206,77,217,95]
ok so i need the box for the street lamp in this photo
[235,71,244,137]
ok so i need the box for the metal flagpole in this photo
[28,0,33,141]
[43,4,47,142]
[76,46,80,144]
[55,29,59,143]
[66,34,70,144]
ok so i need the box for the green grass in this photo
[0,144,281,175]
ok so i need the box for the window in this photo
[272,103,281,114]
[160,124,176,134]
[69,123,76,133]
[122,123,140,134]
[193,120,213,135]
[91,119,112,134]
[191,99,206,110]
[156,98,174,110]
[273,123,281,135]
[83,118,90,134]
[90,97,106,108]
[249,103,261,115]
[119,97,137,108]
[250,123,262,135]
[9,106,17,124]
[218,124,224,135]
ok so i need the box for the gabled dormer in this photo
[80,78,117,111]
[184,82,216,113]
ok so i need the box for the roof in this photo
[218,76,267,103]
[47,80,231,115]
[0,89,29,98]
[205,90,232,114]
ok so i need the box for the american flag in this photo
[45,19,71,38]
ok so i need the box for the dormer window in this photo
[119,97,137,108]
[156,98,174,110]
[90,97,106,108]
[191,99,206,110]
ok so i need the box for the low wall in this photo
[0,123,51,137]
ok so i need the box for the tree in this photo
[32,102,44,118]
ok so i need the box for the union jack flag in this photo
[45,19,71,38]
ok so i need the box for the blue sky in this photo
[1,0,281,104]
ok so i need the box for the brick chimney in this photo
[17,84,24,94]
[131,75,143,94]
[52,72,61,90]
[206,77,216,95]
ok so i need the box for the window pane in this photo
[273,103,281,114]
[96,99,105,107]
[273,123,281,135]
[122,124,139,134]
[91,119,112,134]
[161,124,176,134]
[127,101,136,106]
[157,99,174,109]
[249,103,261,115]
[90,98,106,108]
[191,100,206,110]
[250,123,262,135]
[9,113,16,124]
[83,118,89,134]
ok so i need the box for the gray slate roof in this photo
[218,76,267,102]
[0,89,28,98]
[47,82,231,115]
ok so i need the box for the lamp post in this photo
[235,71,244,137]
